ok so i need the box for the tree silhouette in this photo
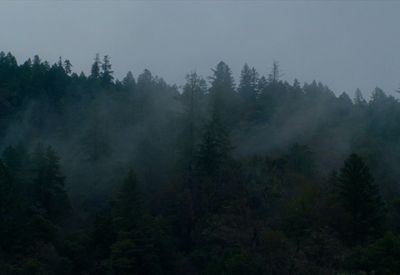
[338,153,384,244]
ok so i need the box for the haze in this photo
[3,2,400,273]
[1,1,400,95]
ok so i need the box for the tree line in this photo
[0,52,400,274]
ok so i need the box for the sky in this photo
[0,1,399,98]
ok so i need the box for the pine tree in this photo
[371,87,387,103]
[177,72,208,223]
[136,69,154,99]
[338,153,385,244]
[181,72,207,166]
[257,75,268,96]
[238,63,258,104]
[137,69,153,87]
[33,55,41,68]
[90,53,101,79]
[111,170,155,275]
[112,169,143,232]
[0,158,29,253]
[195,110,234,214]
[338,92,353,113]
[209,61,238,126]
[122,71,136,91]
[63,59,72,75]
[268,61,282,84]
[31,145,69,223]
[101,55,114,86]
[0,160,11,220]
[197,112,232,177]
[354,88,367,106]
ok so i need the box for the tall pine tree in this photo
[338,153,384,244]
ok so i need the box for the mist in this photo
[1,2,400,275]
[1,2,400,96]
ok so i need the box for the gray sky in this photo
[0,1,400,98]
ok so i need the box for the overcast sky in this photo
[0,1,399,98]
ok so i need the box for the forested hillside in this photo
[1,52,400,274]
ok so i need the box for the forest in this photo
[0,52,400,274]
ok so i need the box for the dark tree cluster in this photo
[0,52,400,274]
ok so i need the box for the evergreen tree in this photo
[371,87,387,103]
[268,60,282,84]
[256,75,268,97]
[197,112,232,177]
[178,72,208,222]
[136,69,154,99]
[181,72,207,165]
[0,159,24,255]
[195,111,234,214]
[208,61,238,126]
[33,55,41,68]
[111,170,158,275]
[31,145,69,223]
[57,56,63,69]
[238,63,258,104]
[112,169,143,232]
[338,153,384,244]
[337,92,353,113]
[354,88,367,106]
[101,55,114,86]
[122,71,136,91]
[64,59,72,75]
[182,72,207,111]
[0,160,11,225]
[136,69,153,87]
[90,53,101,79]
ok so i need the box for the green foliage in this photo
[347,232,400,274]
[90,54,101,80]
[101,55,114,87]
[0,144,70,273]
[31,144,69,223]
[337,154,385,244]
[121,71,135,91]
[197,112,232,177]
[209,61,239,126]
[239,64,258,103]
[112,170,143,231]
[0,53,399,274]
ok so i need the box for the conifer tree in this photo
[111,170,155,275]
[122,71,136,91]
[338,153,385,244]
[181,72,207,166]
[90,53,101,79]
[31,145,69,223]
[195,110,234,214]
[101,55,114,86]
[238,63,258,104]
[112,169,143,233]
[354,88,367,106]
[197,111,232,177]
[268,60,282,84]
[209,61,238,125]
[64,59,72,75]
[0,160,11,221]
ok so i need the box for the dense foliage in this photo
[0,52,400,274]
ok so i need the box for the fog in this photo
[1,1,400,97]
[2,2,400,274]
